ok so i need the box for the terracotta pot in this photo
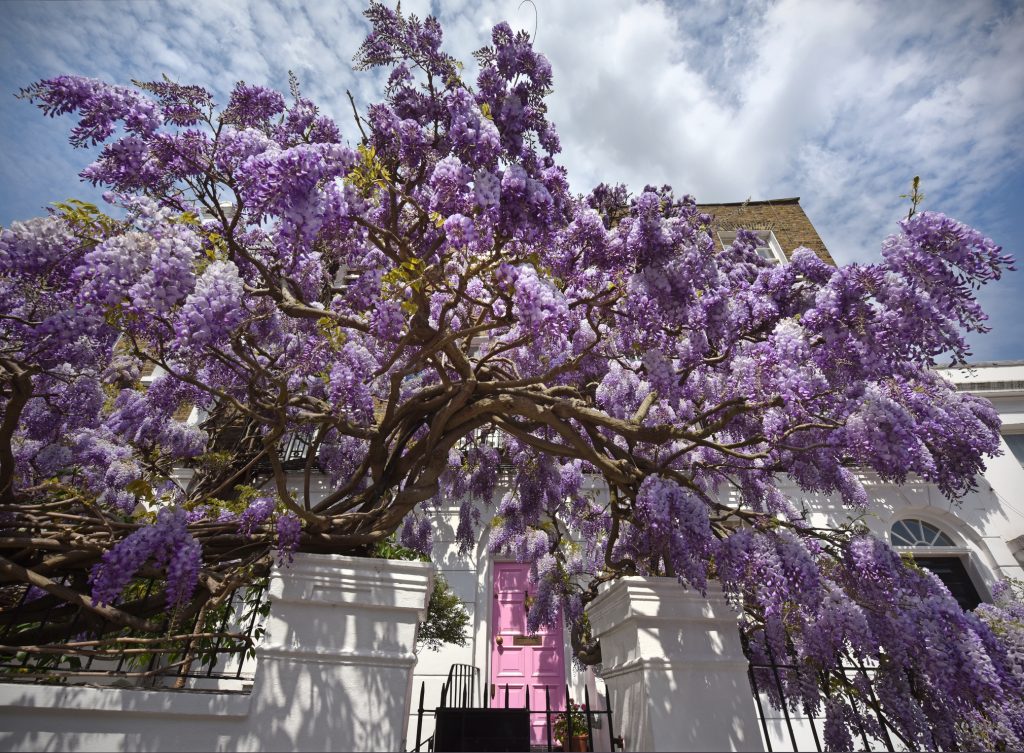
[567,733,589,752]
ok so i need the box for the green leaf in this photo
[125,478,155,501]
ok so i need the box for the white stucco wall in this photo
[0,555,433,753]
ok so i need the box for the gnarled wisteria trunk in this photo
[0,3,1022,750]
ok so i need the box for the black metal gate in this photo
[746,646,907,752]
[410,664,622,752]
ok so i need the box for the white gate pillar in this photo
[587,577,764,753]
[245,553,434,752]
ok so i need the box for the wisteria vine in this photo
[0,3,1021,748]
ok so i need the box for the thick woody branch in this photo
[0,556,163,634]
[0,360,34,502]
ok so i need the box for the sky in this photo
[2,0,1022,360]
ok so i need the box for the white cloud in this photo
[419,0,1023,268]
[1,0,1021,356]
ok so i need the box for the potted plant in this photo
[552,699,590,752]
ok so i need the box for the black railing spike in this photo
[803,700,822,753]
[605,685,622,752]
[857,659,895,752]
[845,687,871,752]
[584,684,595,752]
[414,680,426,753]
[765,644,799,751]
[545,685,553,752]
[565,684,574,741]
[504,683,509,708]
[526,684,530,711]
[747,662,774,753]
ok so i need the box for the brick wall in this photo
[698,197,835,266]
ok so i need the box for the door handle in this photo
[495,635,503,646]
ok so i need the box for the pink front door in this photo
[491,562,566,746]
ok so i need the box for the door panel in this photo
[914,556,983,611]
[491,562,566,746]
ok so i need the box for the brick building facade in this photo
[699,196,836,266]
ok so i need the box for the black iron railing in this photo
[0,576,268,690]
[746,646,908,752]
[277,429,320,471]
[410,665,622,752]
[443,663,481,708]
[453,429,515,478]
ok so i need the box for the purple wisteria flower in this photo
[2,4,1020,747]
[90,508,201,610]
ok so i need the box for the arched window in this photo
[890,518,981,611]
[890,518,955,547]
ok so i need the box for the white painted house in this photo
[2,199,1022,752]
[401,203,1024,750]
[400,362,1024,752]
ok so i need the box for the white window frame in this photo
[718,229,787,265]
[1002,430,1024,467]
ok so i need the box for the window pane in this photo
[891,521,913,546]
[1005,434,1024,465]
[890,518,955,547]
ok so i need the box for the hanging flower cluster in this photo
[0,3,1018,747]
